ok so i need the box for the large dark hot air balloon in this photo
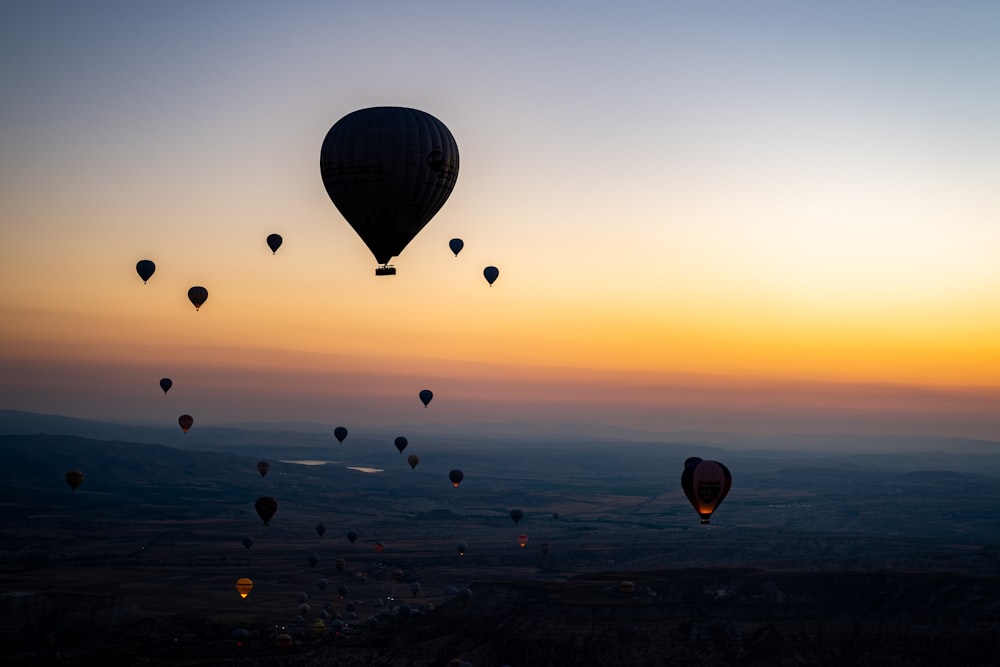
[510,509,523,525]
[136,259,155,283]
[407,454,419,469]
[449,238,464,256]
[187,286,208,310]
[419,389,433,407]
[394,436,408,453]
[257,460,270,477]
[255,496,278,525]
[65,470,83,492]
[681,458,732,524]
[334,426,348,443]
[319,107,459,275]
[178,414,193,433]
[266,233,283,254]
[159,378,172,394]
[483,266,499,286]
[449,469,464,488]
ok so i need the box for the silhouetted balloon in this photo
[335,558,346,572]
[390,568,404,582]
[517,534,528,548]
[394,436,408,453]
[483,266,499,285]
[510,509,523,525]
[296,591,309,604]
[232,628,248,645]
[449,238,464,256]
[255,496,278,525]
[346,530,358,544]
[449,469,464,488]
[456,542,468,556]
[319,107,459,273]
[266,233,283,254]
[552,512,560,520]
[680,459,732,524]
[257,460,270,477]
[336,584,348,599]
[178,414,193,433]
[308,553,319,568]
[187,286,208,310]
[397,603,412,619]
[419,389,433,407]
[619,581,635,595]
[373,542,384,554]
[136,260,155,283]
[410,582,421,596]
[65,470,83,492]
[407,454,420,469]
[235,577,253,599]
[541,542,551,555]
[159,378,172,394]
[334,426,348,443]
[242,536,254,550]
[315,523,326,537]
[316,578,327,592]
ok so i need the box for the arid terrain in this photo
[2,412,1000,665]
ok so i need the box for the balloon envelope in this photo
[680,459,732,524]
[159,378,172,394]
[449,469,464,487]
[319,107,459,270]
[255,496,278,525]
[65,470,83,492]
[257,460,270,477]
[419,389,433,407]
[407,454,420,469]
[394,436,408,453]
[136,259,155,283]
[308,553,319,568]
[236,577,253,599]
[510,509,523,524]
[178,414,193,433]
[449,238,464,256]
[334,426,348,443]
[517,534,528,548]
[346,530,358,544]
[374,542,384,554]
[187,286,208,310]
[483,266,499,285]
[266,233,283,254]
[242,537,254,550]
[456,542,468,556]
[315,523,326,537]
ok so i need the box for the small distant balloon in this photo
[187,286,208,311]
[483,266,499,286]
[517,534,528,548]
[407,454,420,470]
[315,523,326,537]
[255,496,278,525]
[334,426,348,443]
[65,470,83,492]
[159,378,172,394]
[317,578,328,592]
[456,542,468,556]
[374,542,384,554]
[308,553,319,568]
[449,238,464,256]
[346,530,358,544]
[235,577,254,599]
[541,542,551,555]
[394,436,408,453]
[510,509,523,525]
[681,458,732,524]
[241,536,254,550]
[449,469,464,488]
[419,389,433,407]
[257,460,270,477]
[619,581,636,595]
[266,233,283,254]
[335,558,346,572]
[136,260,155,283]
[178,414,193,433]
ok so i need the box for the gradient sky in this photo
[2,2,999,440]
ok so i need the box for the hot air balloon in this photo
[178,414,193,433]
[373,542,384,554]
[266,233,283,254]
[541,542,551,555]
[336,584,348,599]
[311,619,326,637]
[407,454,420,470]
[419,389,433,407]
[456,542,468,556]
[346,530,358,544]
[394,436,408,453]
[275,633,293,649]
[316,578,328,592]
[159,378,172,394]
[136,260,155,283]
[483,266,499,286]
[187,286,208,310]
[681,458,732,524]
[517,534,528,548]
[65,470,83,492]
[241,536,254,550]
[315,523,326,537]
[334,426,348,443]
[449,238,464,256]
[449,469,464,487]
[319,107,459,275]
[335,558,346,572]
[255,496,278,525]
[510,509,523,525]
[410,582,421,596]
[296,591,309,604]
[232,628,249,646]
[235,577,253,599]
[390,568,404,583]
[257,460,270,477]
[619,581,636,595]
[308,553,319,568]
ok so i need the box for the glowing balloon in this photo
[449,469,464,488]
[483,266,499,286]
[136,260,155,283]
[65,470,83,492]
[456,542,468,556]
[235,577,253,599]
[266,233,283,254]
[517,534,528,548]
[159,378,172,394]
[178,414,193,433]
[681,458,732,524]
[319,107,459,274]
